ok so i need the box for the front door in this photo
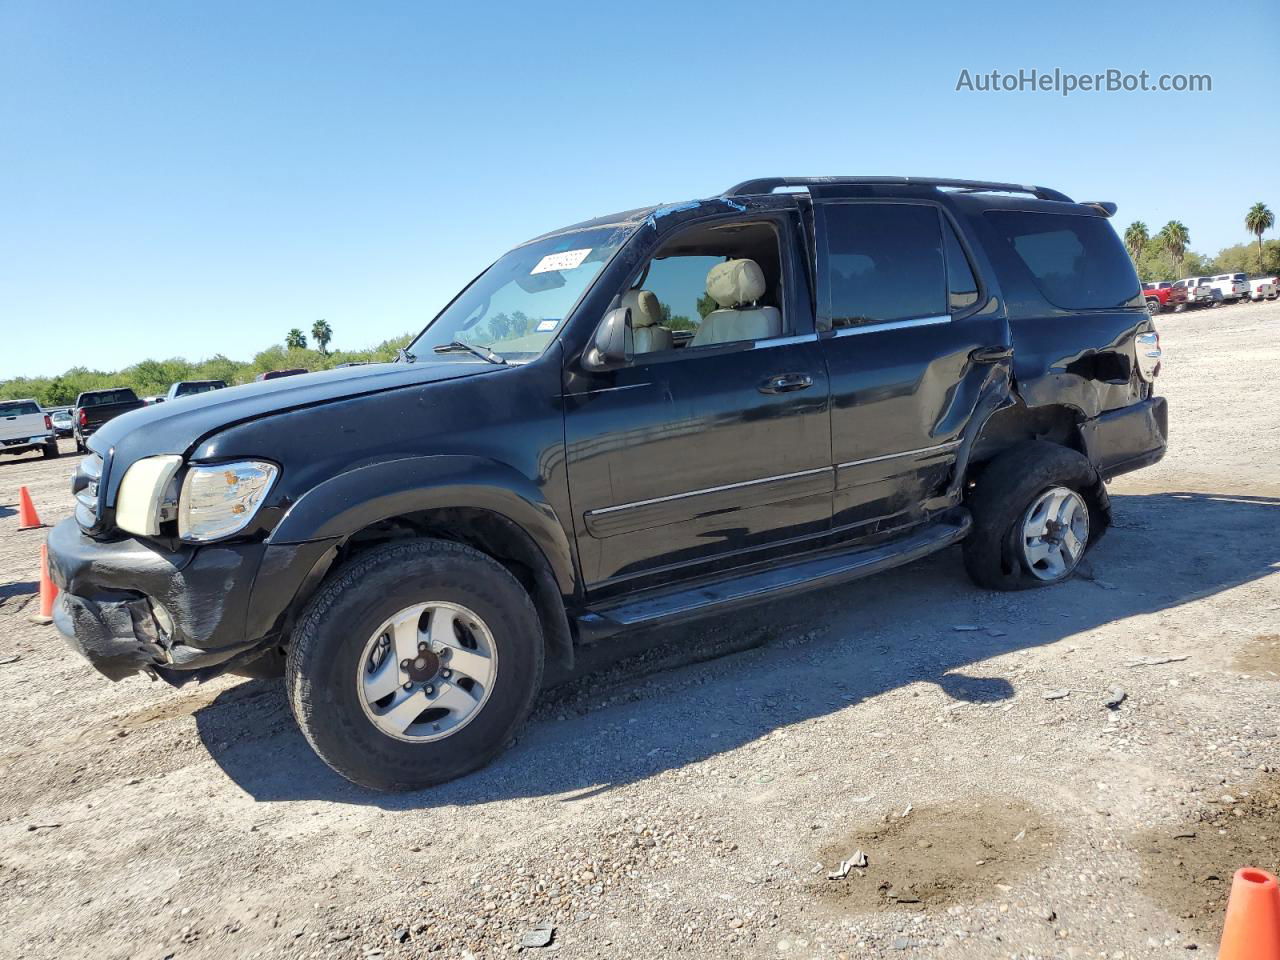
[563,212,832,595]
[811,198,1012,534]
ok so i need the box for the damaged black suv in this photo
[48,176,1167,791]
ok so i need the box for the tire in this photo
[962,441,1109,591]
[74,434,85,454]
[285,538,544,791]
[42,439,60,459]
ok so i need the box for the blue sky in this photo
[2,0,1275,378]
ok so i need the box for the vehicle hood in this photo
[89,360,501,465]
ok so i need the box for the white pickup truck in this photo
[1173,276,1221,308]
[1209,273,1252,303]
[1249,275,1279,301]
[0,398,60,459]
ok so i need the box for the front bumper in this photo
[1082,395,1169,480]
[47,519,337,684]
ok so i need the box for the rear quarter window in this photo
[985,211,1141,310]
[0,401,41,417]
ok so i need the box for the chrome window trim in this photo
[831,315,952,337]
[588,465,833,516]
[837,439,961,469]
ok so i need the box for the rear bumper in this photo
[1082,395,1169,480]
[46,518,337,684]
[1,433,53,453]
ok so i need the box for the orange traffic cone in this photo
[1219,868,1280,959]
[17,486,43,530]
[30,544,58,626]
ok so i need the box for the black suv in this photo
[47,176,1168,790]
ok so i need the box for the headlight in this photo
[115,455,183,536]
[178,460,279,542]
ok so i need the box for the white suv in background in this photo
[1209,273,1251,303]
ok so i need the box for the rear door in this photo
[811,197,1011,534]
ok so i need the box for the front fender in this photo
[268,455,577,594]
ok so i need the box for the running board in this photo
[574,512,971,643]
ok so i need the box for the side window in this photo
[942,217,979,312]
[820,203,946,327]
[985,210,1141,310]
[627,220,787,353]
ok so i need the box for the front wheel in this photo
[962,441,1108,591]
[1144,299,1161,316]
[285,539,544,791]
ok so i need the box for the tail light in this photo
[78,409,87,427]
[44,415,52,430]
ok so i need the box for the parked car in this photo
[1248,275,1279,301]
[255,368,308,381]
[50,408,74,438]
[1208,274,1251,303]
[1141,281,1188,314]
[0,398,58,459]
[48,175,1168,791]
[166,379,227,401]
[72,387,146,453]
[1173,277,1220,308]
[142,395,165,405]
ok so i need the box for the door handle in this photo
[759,373,814,395]
[970,345,1013,364]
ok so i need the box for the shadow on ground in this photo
[195,491,1280,807]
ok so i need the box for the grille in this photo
[72,453,104,531]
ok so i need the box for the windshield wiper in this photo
[433,340,508,365]
[396,347,417,363]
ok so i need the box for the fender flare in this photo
[268,455,577,595]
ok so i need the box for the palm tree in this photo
[1245,202,1274,263]
[311,319,333,356]
[1157,221,1190,277]
[1124,221,1149,262]
[285,328,307,350]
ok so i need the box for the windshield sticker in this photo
[536,319,558,332]
[531,248,592,274]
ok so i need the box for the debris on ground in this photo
[1125,655,1190,667]
[1043,689,1071,700]
[827,849,869,878]
[1103,687,1127,710]
[518,924,556,949]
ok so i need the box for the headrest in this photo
[706,259,766,308]
[622,289,664,328]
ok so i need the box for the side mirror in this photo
[582,306,631,371]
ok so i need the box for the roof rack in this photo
[722,176,1075,204]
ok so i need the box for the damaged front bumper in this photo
[46,518,335,684]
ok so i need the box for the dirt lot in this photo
[1,300,1277,960]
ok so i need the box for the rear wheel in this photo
[42,439,60,459]
[1144,298,1161,316]
[962,441,1108,590]
[285,538,544,791]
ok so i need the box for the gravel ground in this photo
[1,300,1277,960]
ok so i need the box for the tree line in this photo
[0,322,415,407]
[1123,201,1275,282]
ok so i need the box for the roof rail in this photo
[722,176,1075,204]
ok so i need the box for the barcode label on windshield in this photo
[531,249,591,274]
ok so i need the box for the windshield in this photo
[407,226,632,362]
